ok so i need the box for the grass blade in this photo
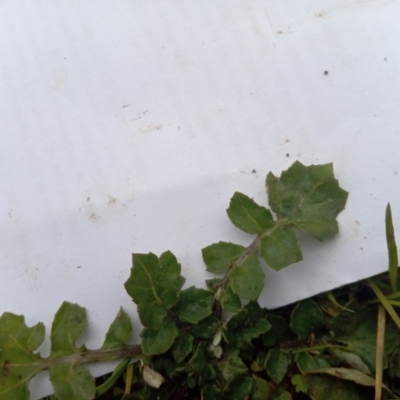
[386,203,399,293]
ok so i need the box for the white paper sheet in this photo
[1,1,400,398]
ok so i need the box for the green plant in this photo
[2,160,400,400]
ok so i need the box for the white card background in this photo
[1,1,400,398]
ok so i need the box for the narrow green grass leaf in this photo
[368,279,400,330]
[386,203,399,293]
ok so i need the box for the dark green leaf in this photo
[262,314,294,347]
[229,255,264,301]
[220,284,242,313]
[290,299,325,340]
[303,374,370,400]
[252,376,271,400]
[223,376,253,400]
[225,301,263,331]
[170,332,193,363]
[174,286,213,324]
[201,384,221,399]
[273,391,292,400]
[227,192,275,234]
[140,320,178,356]
[218,348,248,384]
[309,368,396,396]
[191,315,220,339]
[188,342,216,385]
[260,225,303,270]
[0,313,45,400]
[101,308,132,350]
[295,352,330,373]
[124,252,184,329]
[266,161,348,241]
[234,319,271,351]
[202,241,246,273]
[265,349,291,384]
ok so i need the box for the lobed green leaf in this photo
[49,302,95,400]
[0,313,45,400]
[266,161,348,241]
[124,251,185,329]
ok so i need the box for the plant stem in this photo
[38,345,142,369]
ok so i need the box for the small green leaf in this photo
[265,349,291,384]
[251,376,271,400]
[223,376,253,400]
[295,352,330,373]
[124,252,185,329]
[220,284,242,313]
[188,342,216,385]
[170,332,193,363]
[174,286,213,324]
[49,302,95,400]
[140,320,178,356]
[235,319,271,351]
[225,301,263,331]
[205,277,224,294]
[202,241,246,273]
[229,255,264,301]
[260,225,303,270]
[227,192,275,234]
[0,313,45,400]
[290,299,325,340]
[262,314,294,347]
[218,347,248,384]
[273,391,292,400]
[201,384,221,399]
[191,315,220,339]
[291,374,308,393]
[266,161,348,241]
[101,308,132,350]
[50,302,87,357]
